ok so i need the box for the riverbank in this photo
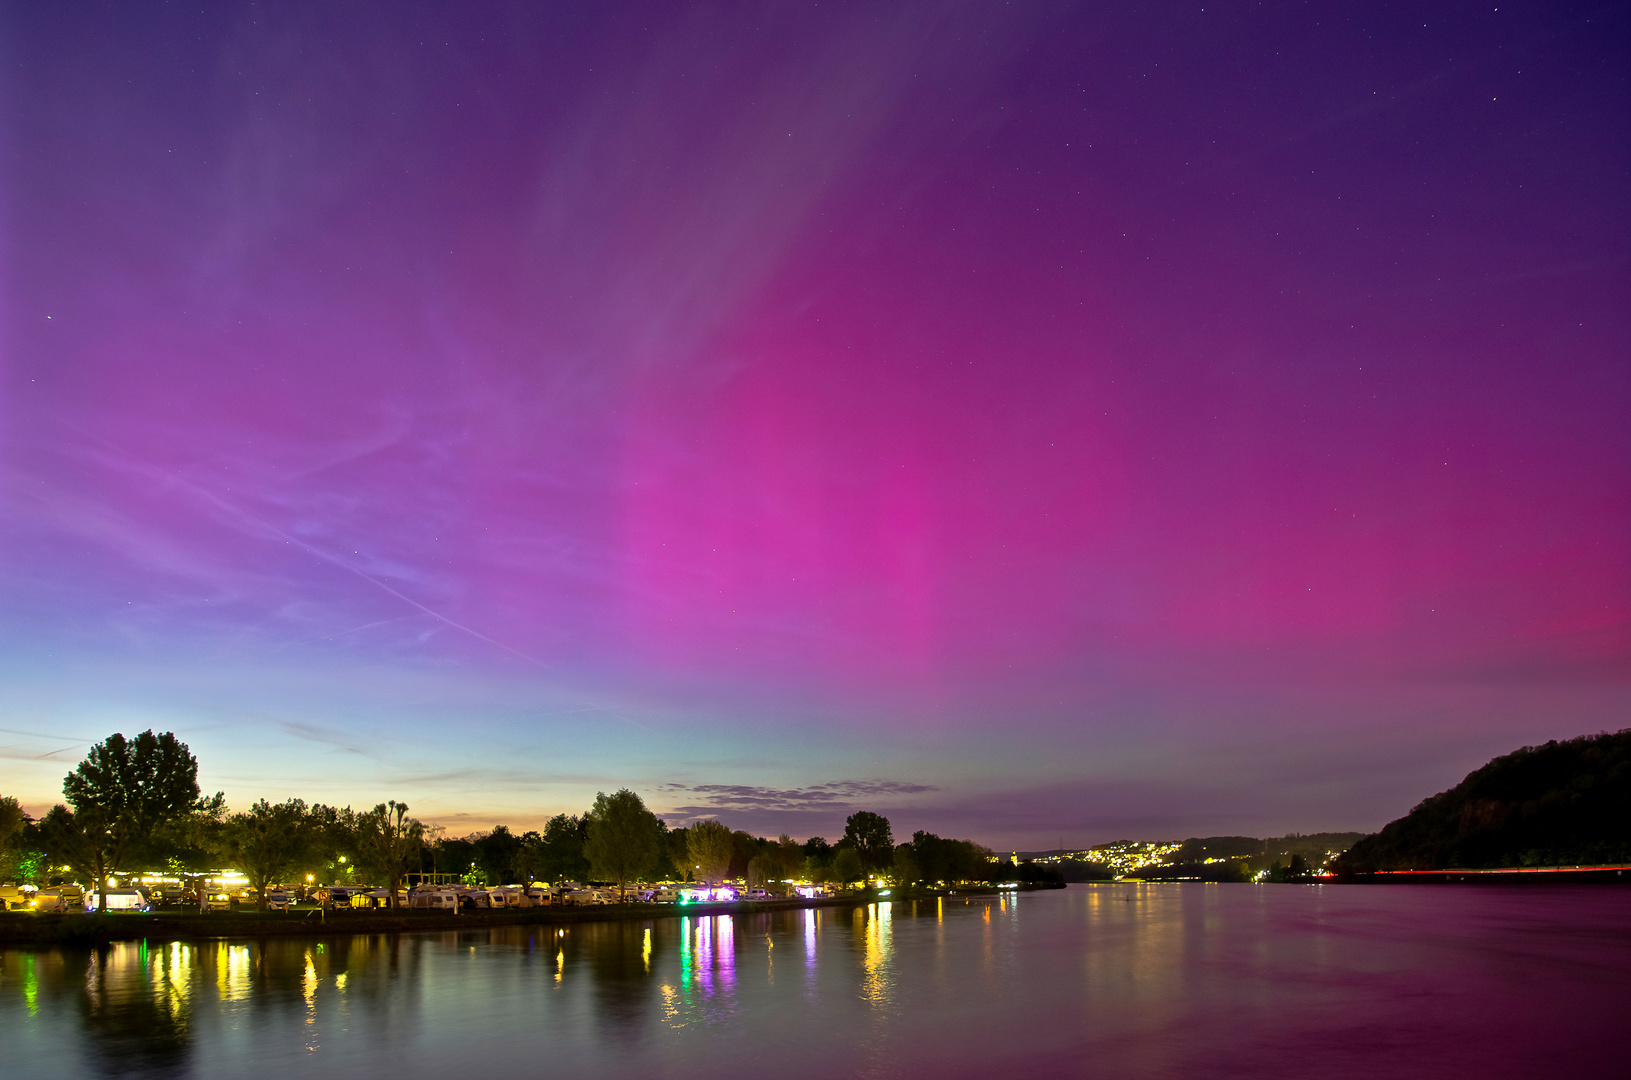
[1336,865,1630,884]
[0,884,1055,947]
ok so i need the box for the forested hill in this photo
[1336,730,1631,872]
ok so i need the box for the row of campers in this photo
[400,883,629,911]
[304,882,621,912]
[1,884,152,912]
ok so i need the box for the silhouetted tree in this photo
[348,801,423,908]
[539,813,590,883]
[514,830,546,885]
[473,825,522,885]
[220,799,314,910]
[686,820,734,884]
[584,789,664,898]
[60,731,211,911]
[832,847,866,884]
[843,811,893,872]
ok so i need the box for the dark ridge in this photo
[1335,729,1631,872]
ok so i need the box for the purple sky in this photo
[2,2,1626,849]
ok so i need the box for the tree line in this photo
[2,731,1004,911]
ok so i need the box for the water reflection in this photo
[3,888,1628,1079]
[83,943,192,1076]
[858,902,893,1007]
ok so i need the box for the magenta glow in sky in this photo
[2,2,1627,847]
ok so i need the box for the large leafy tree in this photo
[0,796,36,885]
[473,825,523,885]
[60,731,209,911]
[832,846,866,884]
[349,801,424,908]
[584,789,663,898]
[843,811,894,872]
[538,813,590,883]
[686,819,734,885]
[0,796,23,848]
[513,830,546,886]
[220,799,314,911]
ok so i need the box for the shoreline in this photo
[0,885,1056,948]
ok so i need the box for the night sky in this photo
[2,2,1626,849]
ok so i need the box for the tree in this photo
[904,830,993,885]
[514,830,546,886]
[539,813,590,883]
[843,811,893,872]
[473,825,523,885]
[349,801,423,908]
[666,827,693,881]
[686,819,734,885]
[0,796,23,848]
[771,834,804,888]
[38,804,98,886]
[0,797,24,883]
[220,799,313,911]
[890,845,920,887]
[584,789,664,898]
[832,846,866,884]
[729,830,762,880]
[61,731,209,912]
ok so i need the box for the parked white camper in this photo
[88,888,150,912]
[491,885,541,908]
[407,886,459,911]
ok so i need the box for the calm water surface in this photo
[3,884,1627,1078]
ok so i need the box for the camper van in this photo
[488,885,535,909]
[407,886,459,911]
[88,888,150,912]
[30,886,84,912]
[0,883,37,911]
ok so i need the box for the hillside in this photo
[1335,730,1631,872]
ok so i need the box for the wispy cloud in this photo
[276,720,376,757]
[661,778,936,814]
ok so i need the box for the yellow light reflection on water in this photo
[643,927,652,973]
[303,950,319,1053]
[860,901,893,1008]
[660,982,680,1026]
[217,943,252,1002]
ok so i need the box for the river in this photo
[3,883,1626,1078]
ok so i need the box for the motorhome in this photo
[314,885,370,909]
[29,886,85,913]
[89,888,150,912]
[488,885,537,908]
[407,885,459,911]
[0,883,37,911]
